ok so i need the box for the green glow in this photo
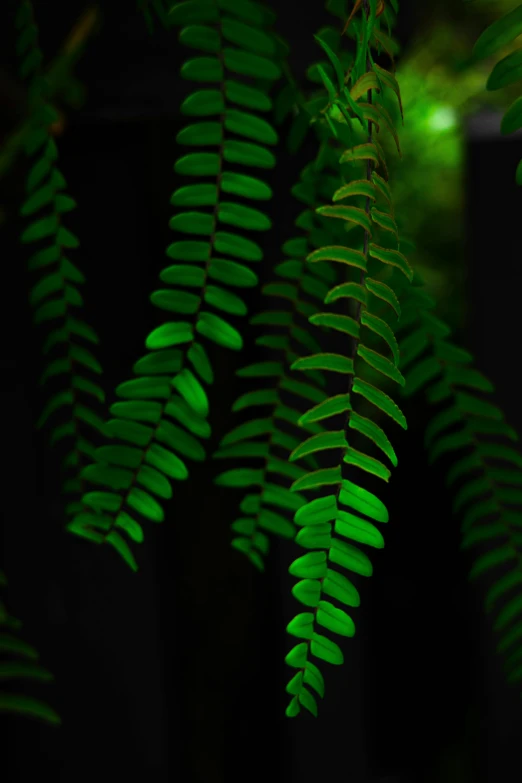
[428,105,457,131]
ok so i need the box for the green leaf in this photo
[170,183,218,207]
[178,25,220,53]
[218,201,271,231]
[214,230,263,261]
[204,285,247,316]
[290,431,346,462]
[146,322,194,349]
[81,464,133,491]
[340,142,380,167]
[469,547,516,581]
[187,341,213,384]
[136,465,172,500]
[310,633,343,665]
[115,511,144,542]
[115,377,171,400]
[314,33,345,91]
[169,1,219,25]
[221,171,271,200]
[486,571,522,613]
[285,671,304,695]
[166,396,211,438]
[176,121,222,146]
[333,179,377,204]
[501,96,522,135]
[224,110,278,145]
[146,443,188,480]
[287,612,315,639]
[105,530,139,570]
[357,344,405,386]
[109,401,161,424]
[285,642,308,668]
[181,56,223,82]
[298,687,318,716]
[295,495,337,527]
[295,523,332,549]
[83,491,121,513]
[289,551,328,579]
[169,211,214,235]
[298,394,351,426]
[292,579,322,607]
[329,538,373,577]
[166,240,209,261]
[95,445,142,469]
[366,277,401,318]
[307,245,367,272]
[221,17,275,55]
[133,349,183,376]
[335,507,385,548]
[472,5,522,60]
[291,353,354,374]
[316,600,355,637]
[258,509,295,538]
[352,377,407,430]
[361,311,400,365]
[291,466,341,493]
[309,312,360,339]
[105,418,153,447]
[223,81,267,117]
[339,477,389,523]
[223,48,280,81]
[369,243,413,281]
[208,259,258,287]
[220,417,273,446]
[263,483,305,512]
[172,368,209,417]
[175,152,220,175]
[343,446,391,482]
[215,468,264,487]
[196,310,243,349]
[349,411,397,467]
[20,183,54,215]
[0,694,60,725]
[316,63,337,102]
[223,139,276,168]
[322,568,360,607]
[316,204,372,234]
[157,420,205,461]
[20,215,58,243]
[303,660,325,699]
[181,89,224,116]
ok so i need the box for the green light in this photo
[428,106,457,131]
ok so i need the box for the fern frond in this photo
[471,2,522,184]
[283,0,409,718]
[213,145,349,571]
[15,1,106,522]
[67,0,280,569]
[0,570,60,725]
[394,277,522,690]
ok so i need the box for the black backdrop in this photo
[1,2,522,781]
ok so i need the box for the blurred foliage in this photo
[376,0,522,331]
[0,5,98,180]
[1,0,522,334]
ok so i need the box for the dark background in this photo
[1,1,522,781]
